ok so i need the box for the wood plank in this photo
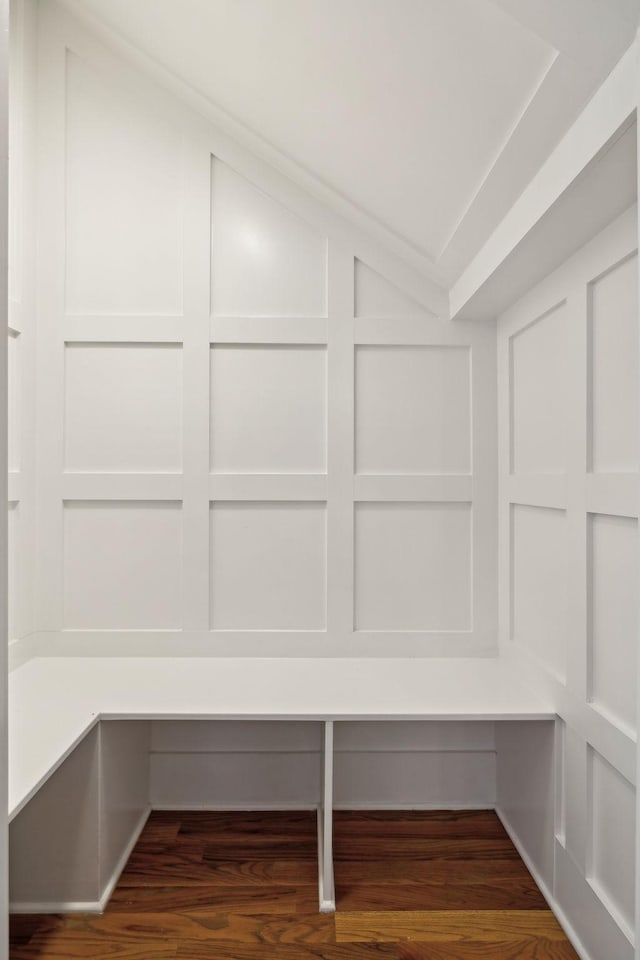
[118,854,318,887]
[335,879,547,911]
[398,940,580,959]
[334,858,533,884]
[202,840,318,861]
[334,858,534,884]
[176,810,317,838]
[107,884,317,915]
[333,810,509,840]
[335,910,567,943]
[177,943,395,960]
[333,838,519,861]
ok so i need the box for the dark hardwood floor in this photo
[9,809,579,959]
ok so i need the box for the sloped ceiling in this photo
[62,0,639,287]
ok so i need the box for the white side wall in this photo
[497,206,638,960]
[9,721,150,912]
[7,0,36,672]
[29,1,497,664]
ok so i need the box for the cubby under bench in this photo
[8,657,555,914]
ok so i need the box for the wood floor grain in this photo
[10,810,580,960]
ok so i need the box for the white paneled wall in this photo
[7,0,36,665]
[497,206,638,960]
[31,3,497,662]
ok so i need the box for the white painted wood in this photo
[210,158,327,318]
[9,726,101,906]
[0,0,8,950]
[151,720,323,754]
[210,345,327,474]
[334,750,495,807]
[210,316,328,345]
[209,502,327,630]
[498,205,639,959]
[510,301,568,475]
[64,344,183,473]
[451,43,637,318]
[63,501,183,629]
[355,346,471,476]
[588,252,639,474]
[588,513,638,734]
[495,720,555,892]
[65,49,183,315]
[319,721,334,912]
[151,752,322,809]
[588,746,636,940]
[355,502,471,632]
[99,721,150,895]
[354,475,473,503]
[354,260,434,320]
[556,840,634,960]
[148,720,496,810]
[208,474,327,502]
[29,5,498,660]
[7,333,18,474]
[511,504,569,682]
[57,0,640,286]
[8,657,554,821]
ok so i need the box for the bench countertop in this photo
[9,656,555,820]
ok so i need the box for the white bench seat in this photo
[9,656,555,911]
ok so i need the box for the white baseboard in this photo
[496,807,591,960]
[151,801,320,811]
[333,801,495,810]
[10,899,104,914]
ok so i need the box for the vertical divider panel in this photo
[181,138,211,631]
[326,245,355,635]
[318,719,335,912]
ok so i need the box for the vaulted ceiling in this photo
[64,0,640,286]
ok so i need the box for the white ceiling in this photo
[65,0,640,286]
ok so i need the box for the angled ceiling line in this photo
[436,43,559,262]
[56,0,450,291]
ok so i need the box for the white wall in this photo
[28,1,497,661]
[497,206,638,960]
[7,0,36,672]
[150,720,497,810]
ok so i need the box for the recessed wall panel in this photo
[210,502,326,630]
[65,344,182,473]
[510,302,568,474]
[211,159,327,318]
[8,502,18,641]
[355,346,471,475]
[65,52,183,315]
[8,331,19,473]
[210,345,326,473]
[355,502,471,631]
[590,748,635,932]
[511,505,568,682]
[63,501,182,629]
[354,260,432,319]
[588,513,637,732]
[589,254,638,474]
